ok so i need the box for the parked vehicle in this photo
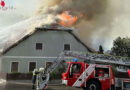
[62,61,115,90]
[35,51,130,90]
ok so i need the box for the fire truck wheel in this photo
[85,80,100,90]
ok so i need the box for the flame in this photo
[58,11,78,27]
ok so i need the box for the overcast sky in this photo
[0,0,41,29]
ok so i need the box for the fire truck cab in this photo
[62,61,115,90]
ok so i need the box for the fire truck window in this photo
[123,82,130,88]
[95,68,109,78]
[72,64,81,73]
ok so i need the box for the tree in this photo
[111,37,130,57]
[98,45,104,54]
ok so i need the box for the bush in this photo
[11,72,21,74]
[50,70,58,80]
[7,72,32,80]
[50,66,65,80]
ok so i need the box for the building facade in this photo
[0,27,91,73]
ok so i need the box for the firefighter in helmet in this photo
[39,67,46,81]
[32,68,38,89]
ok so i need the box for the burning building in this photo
[0,0,130,78]
[0,25,92,73]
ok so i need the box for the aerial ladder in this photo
[36,51,130,90]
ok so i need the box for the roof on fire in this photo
[1,24,95,54]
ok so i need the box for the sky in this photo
[0,0,40,29]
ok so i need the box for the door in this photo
[11,62,19,72]
[29,62,36,72]
[68,63,83,86]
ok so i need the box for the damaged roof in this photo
[1,24,95,54]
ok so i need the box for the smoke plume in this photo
[0,0,130,52]
[37,0,130,51]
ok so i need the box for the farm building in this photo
[0,25,92,73]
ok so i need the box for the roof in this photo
[1,24,94,54]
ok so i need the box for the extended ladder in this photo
[36,52,65,90]
[37,51,130,90]
[46,52,65,74]
[64,51,130,66]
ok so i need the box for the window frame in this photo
[45,61,53,69]
[71,64,82,74]
[11,61,19,73]
[64,44,71,51]
[28,62,37,72]
[36,43,43,50]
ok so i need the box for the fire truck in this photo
[62,61,115,90]
[36,51,130,90]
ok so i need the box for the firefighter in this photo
[39,68,46,81]
[38,68,48,90]
[32,68,38,89]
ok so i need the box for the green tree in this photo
[98,45,104,54]
[111,37,130,57]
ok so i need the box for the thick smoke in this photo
[73,0,130,50]
[36,0,108,47]
[0,15,56,53]
[41,0,130,50]
[37,0,107,18]
[0,0,130,53]
[37,0,130,51]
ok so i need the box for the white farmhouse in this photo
[0,26,92,73]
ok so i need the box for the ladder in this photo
[46,52,65,74]
[36,52,65,90]
[46,51,130,75]
[64,51,130,66]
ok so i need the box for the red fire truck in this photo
[36,51,130,90]
[62,61,116,90]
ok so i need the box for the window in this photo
[11,62,19,72]
[36,43,42,50]
[72,64,81,73]
[95,68,109,78]
[64,44,70,50]
[123,82,130,88]
[29,62,36,72]
[46,62,52,69]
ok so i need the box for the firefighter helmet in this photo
[39,68,45,73]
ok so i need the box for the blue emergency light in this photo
[73,58,78,62]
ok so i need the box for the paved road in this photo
[0,80,82,90]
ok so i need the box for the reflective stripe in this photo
[33,71,36,76]
[72,64,95,87]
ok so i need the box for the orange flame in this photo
[58,11,78,27]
